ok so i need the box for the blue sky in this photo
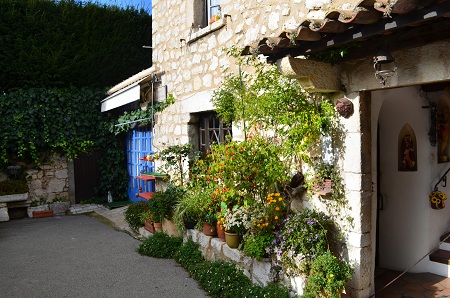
[92,0,152,14]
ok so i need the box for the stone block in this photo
[223,245,242,263]
[197,232,212,249]
[211,237,225,254]
[188,229,199,242]
[252,259,273,286]
[0,205,9,221]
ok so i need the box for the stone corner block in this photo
[211,237,225,253]
[187,229,199,242]
[222,245,242,263]
[252,259,273,286]
[197,232,212,248]
[0,206,9,221]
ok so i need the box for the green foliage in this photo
[114,94,176,134]
[173,185,217,231]
[0,0,152,90]
[0,179,28,196]
[138,232,183,259]
[94,130,129,200]
[212,48,336,158]
[138,225,291,297]
[192,136,290,206]
[158,144,200,186]
[302,251,353,298]
[173,239,204,271]
[270,208,334,276]
[147,191,172,222]
[124,202,149,230]
[0,87,104,164]
[243,233,275,260]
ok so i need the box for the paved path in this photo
[0,215,208,298]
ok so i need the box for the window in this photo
[198,112,231,153]
[207,0,220,23]
[193,0,220,29]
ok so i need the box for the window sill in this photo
[187,18,226,44]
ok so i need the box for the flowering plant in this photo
[221,203,252,234]
[303,251,353,298]
[269,208,333,276]
[249,193,287,233]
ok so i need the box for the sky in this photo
[92,0,152,14]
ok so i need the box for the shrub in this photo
[302,251,353,298]
[0,179,28,196]
[124,202,149,230]
[174,239,204,271]
[243,233,275,260]
[138,232,183,258]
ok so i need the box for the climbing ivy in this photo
[114,94,175,134]
[0,87,104,164]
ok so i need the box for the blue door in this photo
[126,127,155,202]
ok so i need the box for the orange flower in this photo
[275,216,278,220]
[276,207,280,211]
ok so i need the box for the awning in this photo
[100,79,144,112]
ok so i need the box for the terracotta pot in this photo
[203,222,217,236]
[33,210,53,218]
[144,220,155,233]
[154,222,162,233]
[225,232,240,249]
[216,222,225,241]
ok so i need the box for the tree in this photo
[0,0,152,90]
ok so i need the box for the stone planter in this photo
[49,201,70,215]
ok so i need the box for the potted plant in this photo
[203,211,217,236]
[221,203,251,248]
[243,232,275,260]
[140,209,155,233]
[310,161,335,195]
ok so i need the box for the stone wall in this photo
[151,1,368,296]
[25,154,69,203]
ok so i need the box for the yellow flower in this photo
[275,193,280,196]
[275,216,278,220]
[278,197,282,201]
[275,207,280,211]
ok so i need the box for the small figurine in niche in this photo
[402,134,416,170]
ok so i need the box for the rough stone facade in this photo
[25,154,69,203]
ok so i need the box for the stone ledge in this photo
[0,193,28,203]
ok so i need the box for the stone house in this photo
[104,0,450,296]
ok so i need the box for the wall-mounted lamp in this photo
[373,50,397,86]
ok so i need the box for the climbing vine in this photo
[0,87,104,165]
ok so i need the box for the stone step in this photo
[430,249,450,265]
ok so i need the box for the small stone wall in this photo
[185,229,274,287]
[25,154,69,203]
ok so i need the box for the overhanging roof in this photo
[243,0,450,63]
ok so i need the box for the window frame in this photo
[198,111,231,154]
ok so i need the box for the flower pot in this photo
[203,222,217,236]
[216,222,225,241]
[225,232,240,249]
[144,220,155,233]
[154,222,162,232]
[33,210,53,218]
